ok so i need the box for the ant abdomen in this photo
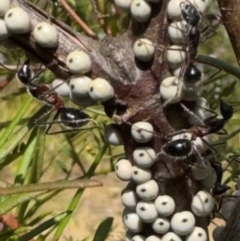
[162,139,192,158]
[59,108,90,128]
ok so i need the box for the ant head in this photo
[220,99,233,121]
[163,138,192,158]
[183,63,202,87]
[180,2,200,26]
[207,119,225,134]
[212,184,230,196]
[17,59,31,85]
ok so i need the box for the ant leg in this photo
[45,110,60,134]
[44,126,101,135]
[180,102,206,126]
[192,145,207,167]
[34,106,58,125]
[199,137,218,160]
[222,155,240,173]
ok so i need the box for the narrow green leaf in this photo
[196,55,240,79]
[0,97,33,147]
[92,217,114,241]
[0,192,43,216]
[0,179,102,196]
[31,127,46,183]
[17,212,69,241]
[15,128,39,185]
[0,106,48,163]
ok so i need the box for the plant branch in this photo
[217,0,240,66]
[59,0,97,38]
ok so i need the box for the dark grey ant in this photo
[35,107,94,135]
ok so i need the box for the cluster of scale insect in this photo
[110,0,236,240]
[111,121,219,241]
[0,1,236,241]
[0,0,116,133]
[160,0,212,106]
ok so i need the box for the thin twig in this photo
[59,0,97,38]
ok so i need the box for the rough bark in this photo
[216,1,240,240]
[9,0,209,238]
[217,0,240,66]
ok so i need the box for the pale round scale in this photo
[133,38,155,62]
[167,45,186,69]
[122,209,144,233]
[160,76,179,102]
[152,217,170,234]
[89,78,114,102]
[191,160,212,180]
[0,0,11,17]
[130,0,152,23]
[136,200,158,223]
[66,50,92,75]
[185,226,207,241]
[0,19,11,41]
[131,122,154,143]
[161,232,182,241]
[133,146,156,168]
[33,22,59,48]
[104,124,124,146]
[212,226,225,241]
[114,0,133,10]
[69,92,97,107]
[52,79,70,97]
[167,0,183,21]
[170,211,195,236]
[154,195,175,217]
[69,76,92,97]
[132,235,146,241]
[115,159,133,181]
[5,7,31,34]
[132,166,152,184]
[145,235,162,241]
[199,168,217,190]
[136,179,159,201]
[188,0,211,13]
[168,20,188,44]
[121,188,139,210]
[191,190,215,217]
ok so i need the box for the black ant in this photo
[211,162,231,196]
[157,100,233,166]
[1,59,95,135]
